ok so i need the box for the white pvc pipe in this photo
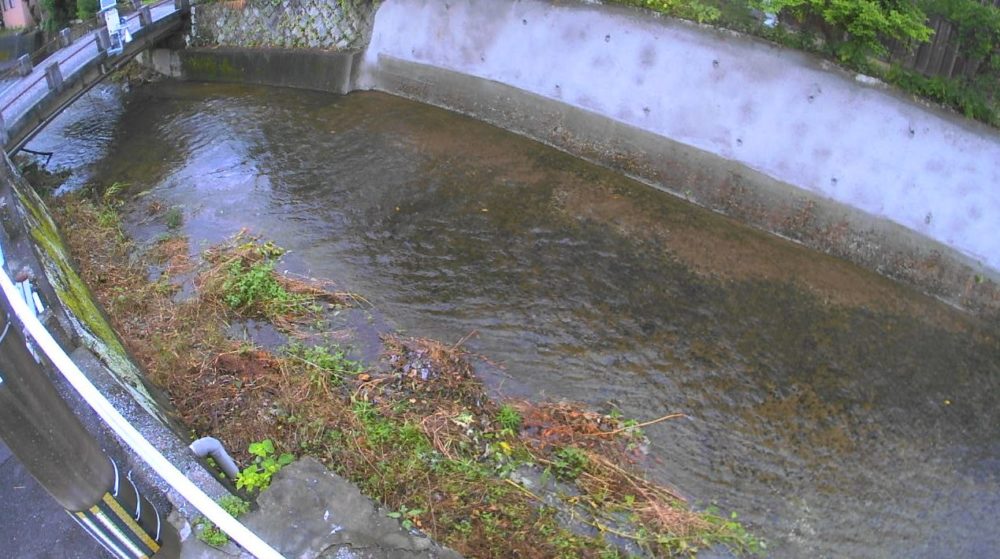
[189,437,240,480]
[0,269,285,559]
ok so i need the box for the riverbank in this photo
[28,79,1000,557]
[45,186,763,557]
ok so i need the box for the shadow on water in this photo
[31,81,1000,558]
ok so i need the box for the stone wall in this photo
[190,0,377,50]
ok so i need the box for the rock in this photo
[242,458,462,559]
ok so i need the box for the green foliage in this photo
[751,0,932,63]
[387,504,424,531]
[286,342,364,388]
[920,0,1000,61]
[76,0,99,21]
[219,494,251,516]
[496,404,522,434]
[96,206,120,228]
[195,496,251,547]
[551,446,589,481]
[196,520,230,548]
[102,181,127,204]
[220,257,311,319]
[223,260,283,309]
[886,65,999,125]
[613,0,722,23]
[40,0,65,32]
[164,207,183,230]
[235,439,294,492]
[351,399,432,453]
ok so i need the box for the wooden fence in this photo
[889,0,1000,80]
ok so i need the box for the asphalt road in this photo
[0,439,110,558]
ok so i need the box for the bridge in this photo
[0,0,188,154]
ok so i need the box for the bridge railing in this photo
[0,0,169,96]
[0,0,182,146]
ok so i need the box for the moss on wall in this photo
[182,53,242,81]
[10,178,169,423]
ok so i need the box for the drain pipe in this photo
[189,437,240,481]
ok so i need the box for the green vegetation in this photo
[615,0,723,23]
[387,504,424,531]
[285,342,364,388]
[40,0,66,32]
[219,256,314,318]
[164,207,183,229]
[76,0,99,21]
[496,403,523,434]
[235,439,295,492]
[550,446,589,481]
[195,495,251,547]
[750,0,932,63]
[223,260,294,311]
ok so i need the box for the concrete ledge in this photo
[180,48,361,95]
[242,458,461,559]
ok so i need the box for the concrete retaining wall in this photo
[356,0,1000,313]
[179,47,361,94]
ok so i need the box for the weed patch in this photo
[200,232,356,329]
[195,495,251,547]
[236,439,294,492]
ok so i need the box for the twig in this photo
[450,330,478,351]
[586,412,687,437]
[504,478,542,502]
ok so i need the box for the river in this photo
[28,80,1000,558]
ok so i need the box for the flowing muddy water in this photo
[30,81,1000,558]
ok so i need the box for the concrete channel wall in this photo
[182,0,1000,314]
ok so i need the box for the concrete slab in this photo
[242,458,461,559]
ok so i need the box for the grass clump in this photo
[222,259,298,312]
[286,342,363,389]
[195,495,251,548]
[164,207,184,229]
[497,403,523,434]
[201,233,355,329]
